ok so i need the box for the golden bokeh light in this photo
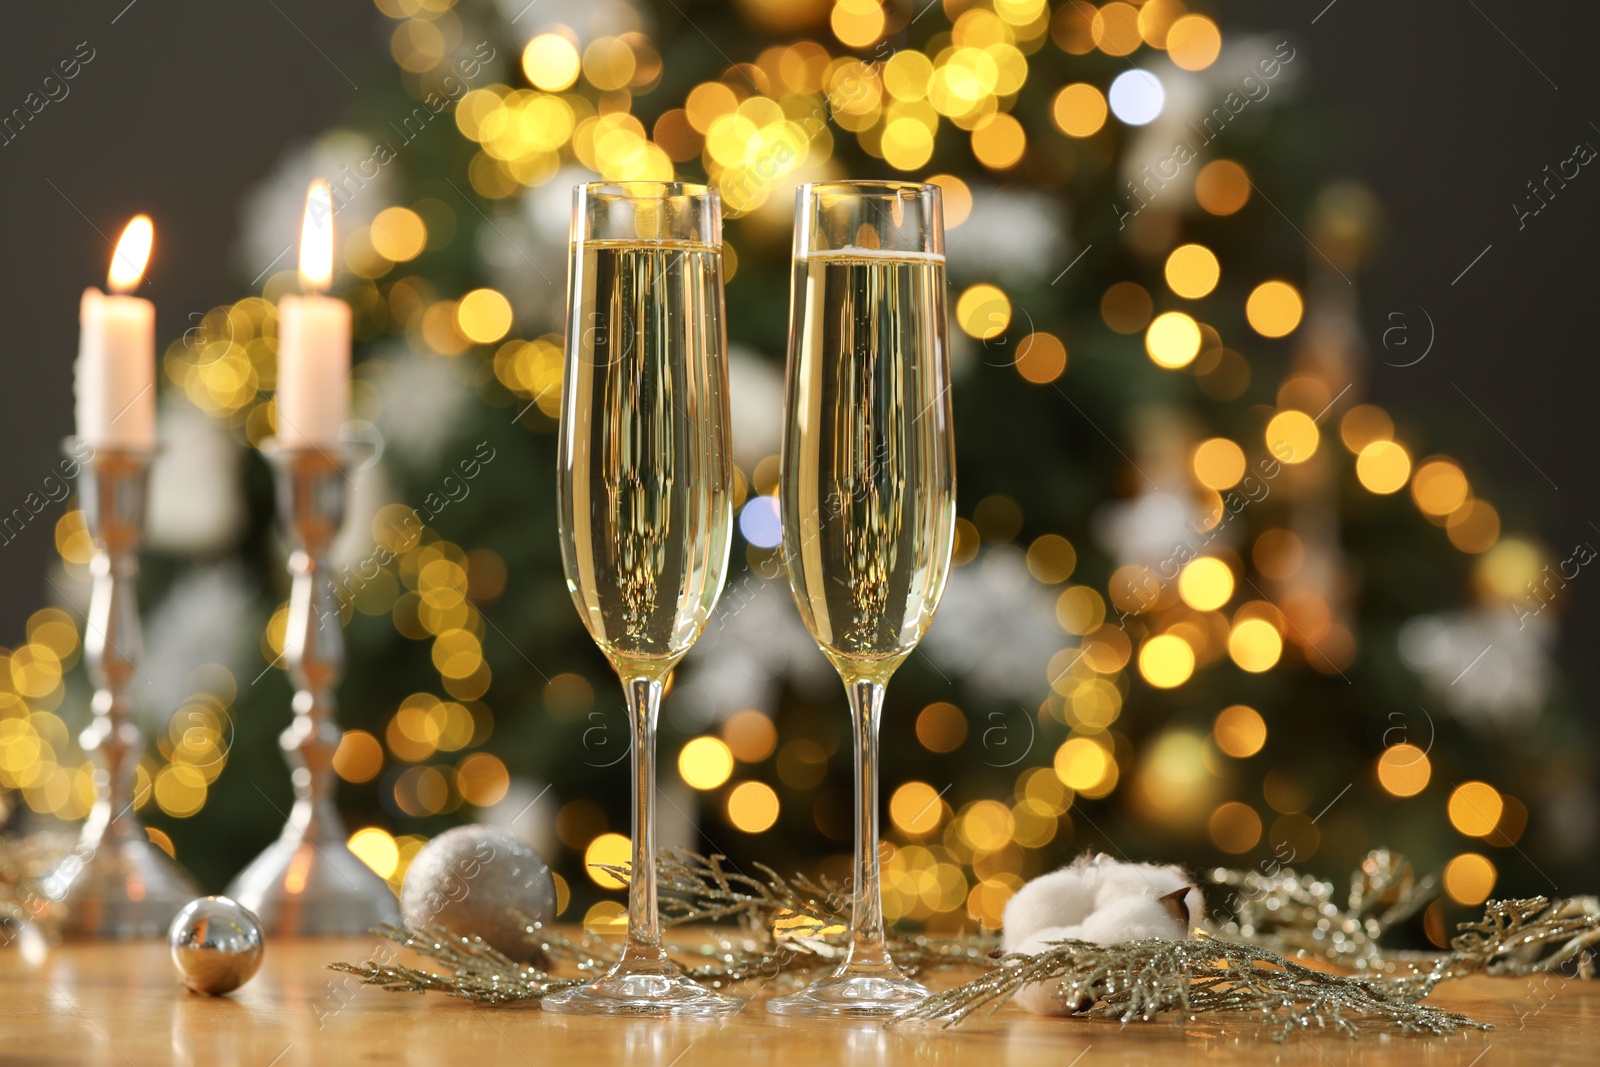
[457,752,510,807]
[957,283,1011,339]
[1055,585,1107,635]
[1377,743,1431,797]
[1051,83,1107,137]
[722,710,777,763]
[1179,557,1234,611]
[1054,737,1117,796]
[882,118,935,171]
[1166,15,1222,71]
[1146,310,1202,368]
[523,34,581,92]
[1195,159,1251,215]
[1164,243,1220,299]
[370,206,427,262]
[1228,618,1283,673]
[1413,458,1470,516]
[1026,534,1076,584]
[1357,440,1412,495]
[1091,2,1143,56]
[916,702,968,753]
[727,780,781,833]
[1448,781,1504,837]
[1245,280,1303,338]
[1138,633,1196,688]
[585,831,631,888]
[1266,410,1319,464]
[349,827,400,880]
[1447,500,1501,553]
[832,0,886,48]
[1213,705,1266,758]
[456,288,513,344]
[890,781,946,837]
[1192,437,1247,490]
[332,729,384,783]
[1014,332,1067,384]
[1209,801,1262,853]
[582,37,637,92]
[1444,853,1496,905]
[971,113,1026,169]
[679,736,735,790]
[927,174,973,227]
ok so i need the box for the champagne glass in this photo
[547,182,738,1017]
[767,182,956,1016]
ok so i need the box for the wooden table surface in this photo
[1,936,1593,1066]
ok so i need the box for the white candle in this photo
[75,215,156,448]
[275,180,350,449]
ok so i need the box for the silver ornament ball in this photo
[399,825,555,964]
[169,895,265,996]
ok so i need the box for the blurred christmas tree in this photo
[9,0,1594,943]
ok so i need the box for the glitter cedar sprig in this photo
[327,923,583,1004]
[1205,849,1437,973]
[893,934,1488,1040]
[897,895,1600,1038]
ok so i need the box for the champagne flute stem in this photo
[845,677,893,971]
[623,674,665,962]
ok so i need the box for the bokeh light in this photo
[1377,744,1431,797]
[1051,83,1107,137]
[1245,280,1303,338]
[1138,633,1195,688]
[1213,705,1266,758]
[1164,244,1220,299]
[1357,440,1412,495]
[1227,618,1282,673]
[1179,557,1234,611]
[1444,853,1497,905]
[1448,781,1504,837]
[1145,311,1201,368]
[1108,69,1164,125]
[1166,15,1222,71]
[679,736,735,790]
[585,832,631,888]
[523,34,581,92]
[1195,160,1250,215]
[1208,802,1261,853]
[1265,410,1319,464]
[728,780,781,832]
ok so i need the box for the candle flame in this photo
[298,180,335,290]
[107,215,154,293]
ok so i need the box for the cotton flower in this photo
[1002,853,1203,1015]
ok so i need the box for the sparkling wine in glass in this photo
[766,181,956,1017]
[546,182,738,1017]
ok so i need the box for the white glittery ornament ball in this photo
[399,825,556,963]
[1002,852,1204,1016]
[169,896,265,996]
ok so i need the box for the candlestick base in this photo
[226,828,396,937]
[45,835,200,940]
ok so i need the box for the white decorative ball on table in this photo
[399,825,557,965]
[1002,853,1204,1015]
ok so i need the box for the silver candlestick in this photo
[44,440,200,938]
[226,438,395,934]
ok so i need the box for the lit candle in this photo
[275,180,350,449]
[76,215,156,448]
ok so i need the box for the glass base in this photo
[542,962,742,1017]
[765,969,931,1018]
